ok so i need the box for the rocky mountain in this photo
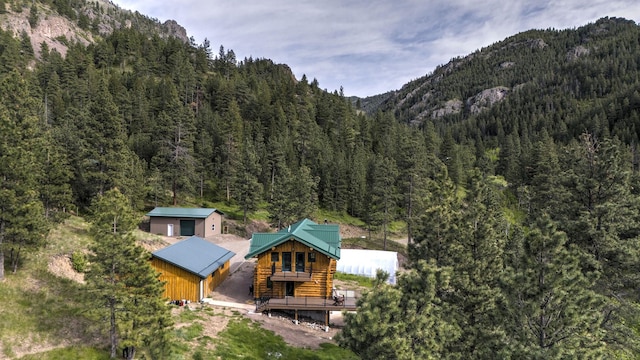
[361,17,640,130]
[0,0,188,59]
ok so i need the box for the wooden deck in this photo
[270,271,312,282]
[256,296,357,312]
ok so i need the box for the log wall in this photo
[252,239,337,299]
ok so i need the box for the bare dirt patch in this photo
[249,311,343,349]
[47,254,85,284]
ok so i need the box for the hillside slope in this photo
[364,17,640,145]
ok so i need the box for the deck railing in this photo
[254,293,357,312]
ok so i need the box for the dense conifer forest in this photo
[2,0,640,357]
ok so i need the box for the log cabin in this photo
[151,236,235,302]
[245,219,356,326]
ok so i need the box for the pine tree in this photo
[526,130,564,218]
[556,133,640,353]
[72,77,144,207]
[443,173,511,358]
[365,155,398,250]
[0,69,48,279]
[338,264,458,359]
[268,164,318,228]
[84,189,173,359]
[504,215,605,358]
[409,172,459,265]
[232,139,263,224]
[39,128,73,221]
[337,273,408,360]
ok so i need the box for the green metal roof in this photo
[152,236,235,278]
[146,207,223,218]
[245,218,341,260]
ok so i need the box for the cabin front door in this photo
[285,281,294,297]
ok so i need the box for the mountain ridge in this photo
[0,0,189,59]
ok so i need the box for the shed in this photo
[146,207,224,237]
[151,236,235,302]
[337,249,398,284]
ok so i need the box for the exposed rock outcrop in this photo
[162,20,189,43]
[467,86,510,114]
[431,99,463,118]
[566,45,590,61]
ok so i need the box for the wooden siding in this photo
[252,239,336,299]
[205,260,231,296]
[151,258,231,301]
[151,258,201,301]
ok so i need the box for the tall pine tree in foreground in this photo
[0,69,49,279]
[84,188,173,359]
[338,265,458,359]
[442,174,510,358]
[557,134,640,354]
[504,215,605,358]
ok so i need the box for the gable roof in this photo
[152,236,235,278]
[146,207,223,218]
[245,218,341,260]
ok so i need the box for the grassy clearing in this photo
[18,347,109,360]
[334,272,374,288]
[0,215,105,359]
[313,209,366,227]
[168,307,360,359]
[342,235,407,257]
[0,278,92,359]
[211,318,359,360]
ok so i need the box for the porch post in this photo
[324,311,330,332]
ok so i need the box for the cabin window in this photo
[271,252,279,262]
[308,252,316,262]
[295,252,305,272]
[267,277,273,289]
[282,252,292,271]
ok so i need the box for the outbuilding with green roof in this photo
[146,207,224,237]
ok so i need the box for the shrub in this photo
[71,251,87,273]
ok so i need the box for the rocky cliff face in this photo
[0,4,91,58]
[0,0,189,60]
[162,19,189,43]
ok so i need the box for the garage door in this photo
[180,220,195,236]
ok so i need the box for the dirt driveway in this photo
[205,234,256,304]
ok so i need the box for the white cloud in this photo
[114,0,640,97]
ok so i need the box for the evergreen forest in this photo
[1,1,640,358]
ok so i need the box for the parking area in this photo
[205,234,256,304]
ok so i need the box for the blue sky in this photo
[113,1,640,97]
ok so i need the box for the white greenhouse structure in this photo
[337,249,399,285]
